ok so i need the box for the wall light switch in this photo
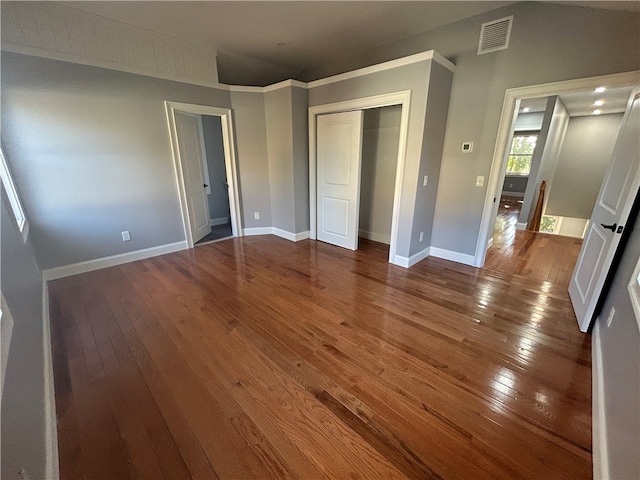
[462,142,473,152]
[476,176,484,187]
[121,231,131,241]
[423,175,428,187]
[419,232,424,242]
[254,212,260,220]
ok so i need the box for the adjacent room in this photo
[2,2,639,479]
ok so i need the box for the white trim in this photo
[309,90,412,266]
[516,222,527,231]
[308,50,455,89]
[242,227,310,242]
[475,70,640,268]
[42,241,187,281]
[592,320,609,480]
[392,247,431,268]
[243,227,273,236]
[429,247,477,267]
[228,85,265,93]
[273,228,310,242]
[165,101,243,248]
[0,147,29,241]
[264,79,308,92]
[359,229,391,245]
[210,217,230,227]
[41,280,59,479]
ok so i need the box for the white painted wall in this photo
[514,112,544,131]
[359,106,401,244]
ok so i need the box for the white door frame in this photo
[474,70,640,267]
[309,91,411,264]
[165,101,242,248]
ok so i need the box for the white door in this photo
[569,92,640,332]
[175,112,211,243]
[317,111,364,250]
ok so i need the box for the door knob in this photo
[203,183,209,188]
[601,222,617,232]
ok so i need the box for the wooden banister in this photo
[528,180,547,231]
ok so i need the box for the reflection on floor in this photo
[196,223,233,245]
[484,195,582,290]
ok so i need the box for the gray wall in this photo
[518,96,569,226]
[546,113,624,219]
[304,2,640,256]
[201,115,231,222]
[596,194,640,480]
[1,52,232,270]
[291,86,309,234]
[229,91,272,229]
[1,190,50,479]
[359,106,401,244]
[264,86,309,234]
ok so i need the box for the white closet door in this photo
[316,111,364,250]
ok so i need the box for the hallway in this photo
[484,196,583,290]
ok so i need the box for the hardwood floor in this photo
[485,196,583,289]
[49,235,592,479]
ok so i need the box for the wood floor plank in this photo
[49,234,592,479]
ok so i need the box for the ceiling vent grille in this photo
[477,15,513,55]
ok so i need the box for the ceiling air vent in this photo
[477,15,513,55]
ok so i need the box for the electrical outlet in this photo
[476,176,484,187]
[606,307,615,327]
[423,175,428,187]
[419,232,424,242]
[121,231,131,242]
[254,212,260,220]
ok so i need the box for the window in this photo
[540,215,560,234]
[0,147,29,240]
[506,133,538,176]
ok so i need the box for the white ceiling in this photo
[54,1,639,86]
[520,86,634,117]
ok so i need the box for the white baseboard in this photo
[243,227,310,242]
[592,320,609,480]
[243,227,274,237]
[41,280,59,479]
[486,237,494,250]
[392,247,431,268]
[429,247,476,267]
[516,222,527,231]
[359,229,391,245]
[42,241,188,281]
[209,216,229,227]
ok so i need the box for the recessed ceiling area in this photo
[519,86,634,117]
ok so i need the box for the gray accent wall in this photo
[359,106,401,244]
[229,91,272,229]
[291,87,310,233]
[201,115,231,222]
[304,2,639,256]
[545,113,623,219]
[1,190,50,480]
[1,52,232,270]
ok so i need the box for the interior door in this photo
[569,92,640,332]
[317,111,364,250]
[175,112,211,244]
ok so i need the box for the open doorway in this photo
[165,101,242,248]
